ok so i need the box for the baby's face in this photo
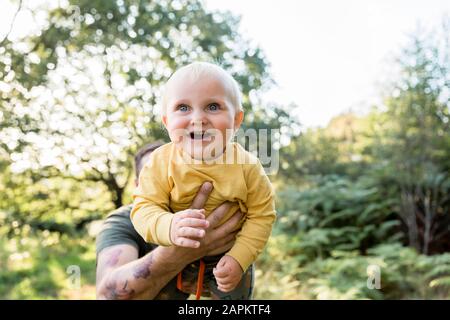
[162,73,243,160]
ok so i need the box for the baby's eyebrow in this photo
[204,98,229,106]
[171,100,190,107]
[169,97,231,108]
[205,96,226,102]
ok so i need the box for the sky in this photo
[203,0,450,127]
[1,0,450,128]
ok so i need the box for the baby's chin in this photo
[178,143,227,163]
[188,148,223,161]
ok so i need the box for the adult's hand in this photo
[203,202,241,256]
[96,181,241,300]
[168,182,241,264]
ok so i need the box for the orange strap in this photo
[195,259,206,300]
[176,271,183,291]
[176,259,205,300]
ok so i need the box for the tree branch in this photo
[0,0,23,46]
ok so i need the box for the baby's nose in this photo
[192,119,205,125]
[191,120,207,132]
[191,112,208,126]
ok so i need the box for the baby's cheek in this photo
[167,116,189,130]
[168,127,187,143]
[168,132,181,144]
[216,127,235,144]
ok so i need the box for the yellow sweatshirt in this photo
[130,142,276,272]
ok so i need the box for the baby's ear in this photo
[234,110,244,129]
[161,114,168,127]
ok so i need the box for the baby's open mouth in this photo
[189,131,213,141]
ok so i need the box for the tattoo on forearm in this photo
[106,249,122,267]
[104,280,135,300]
[133,254,153,279]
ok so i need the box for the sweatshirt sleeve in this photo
[130,148,174,246]
[226,161,277,272]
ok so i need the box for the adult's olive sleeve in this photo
[95,205,154,258]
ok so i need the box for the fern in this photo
[429,276,450,289]
[277,175,403,259]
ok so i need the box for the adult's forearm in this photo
[98,247,186,300]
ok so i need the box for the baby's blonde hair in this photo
[161,62,243,115]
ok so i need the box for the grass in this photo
[1,230,449,300]
[0,230,96,299]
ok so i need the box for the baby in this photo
[131,62,276,299]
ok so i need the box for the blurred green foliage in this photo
[256,20,450,299]
[0,223,96,299]
[0,0,449,299]
[256,241,450,299]
[276,176,402,260]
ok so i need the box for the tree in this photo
[0,0,293,225]
[368,22,450,254]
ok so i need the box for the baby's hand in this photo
[213,255,243,292]
[170,209,209,248]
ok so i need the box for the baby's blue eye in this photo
[178,104,189,112]
[208,103,220,111]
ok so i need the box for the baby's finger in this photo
[216,258,227,268]
[177,227,205,239]
[179,209,205,220]
[216,278,233,287]
[213,267,229,278]
[179,218,209,229]
[214,271,230,280]
[174,237,200,248]
[218,284,234,293]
